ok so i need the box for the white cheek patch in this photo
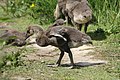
[49,27,67,41]
[53,34,67,41]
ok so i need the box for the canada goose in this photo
[25,25,92,68]
[54,0,93,33]
[0,28,26,46]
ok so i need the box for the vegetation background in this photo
[0,0,119,33]
[0,0,120,80]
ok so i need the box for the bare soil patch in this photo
[23,43,107,67]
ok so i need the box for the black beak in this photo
[25,32,31,40]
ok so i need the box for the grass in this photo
[0,17,119,80]
[0,1,120,80]
[0,59,119,80]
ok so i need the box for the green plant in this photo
[107,25,120,34]
[88,0,120,34]
[27,0,57,24]
[0,0,57,24]
[0,48,25,69]
[3,51,22,67]
[0,0,28,17]
[1,0,119,32]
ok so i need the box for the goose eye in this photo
[27,30,30,34]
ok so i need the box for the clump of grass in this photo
[0,0,57,25]
[88,0,120,34]
[1,0,119,32]
[0,47,27,69]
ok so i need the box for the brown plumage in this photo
[25,24,92,68]
[54,0,93,33]
[0,28,26,46]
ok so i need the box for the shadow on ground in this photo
[47,61,106,69]
[87,28,108,41]
[63,61,106,67]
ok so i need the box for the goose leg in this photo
[56,49,65,66]
[65,47,74,67]
[56,37,75,68]
[78,24,82,31]
[60,43,75,68]
[84,22,89,33]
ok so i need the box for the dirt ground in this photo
[23,42,107,67]
[0,23,107,67]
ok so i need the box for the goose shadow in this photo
[87,28,108,41]
[63,62,106,68]
[47,61,107,69]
